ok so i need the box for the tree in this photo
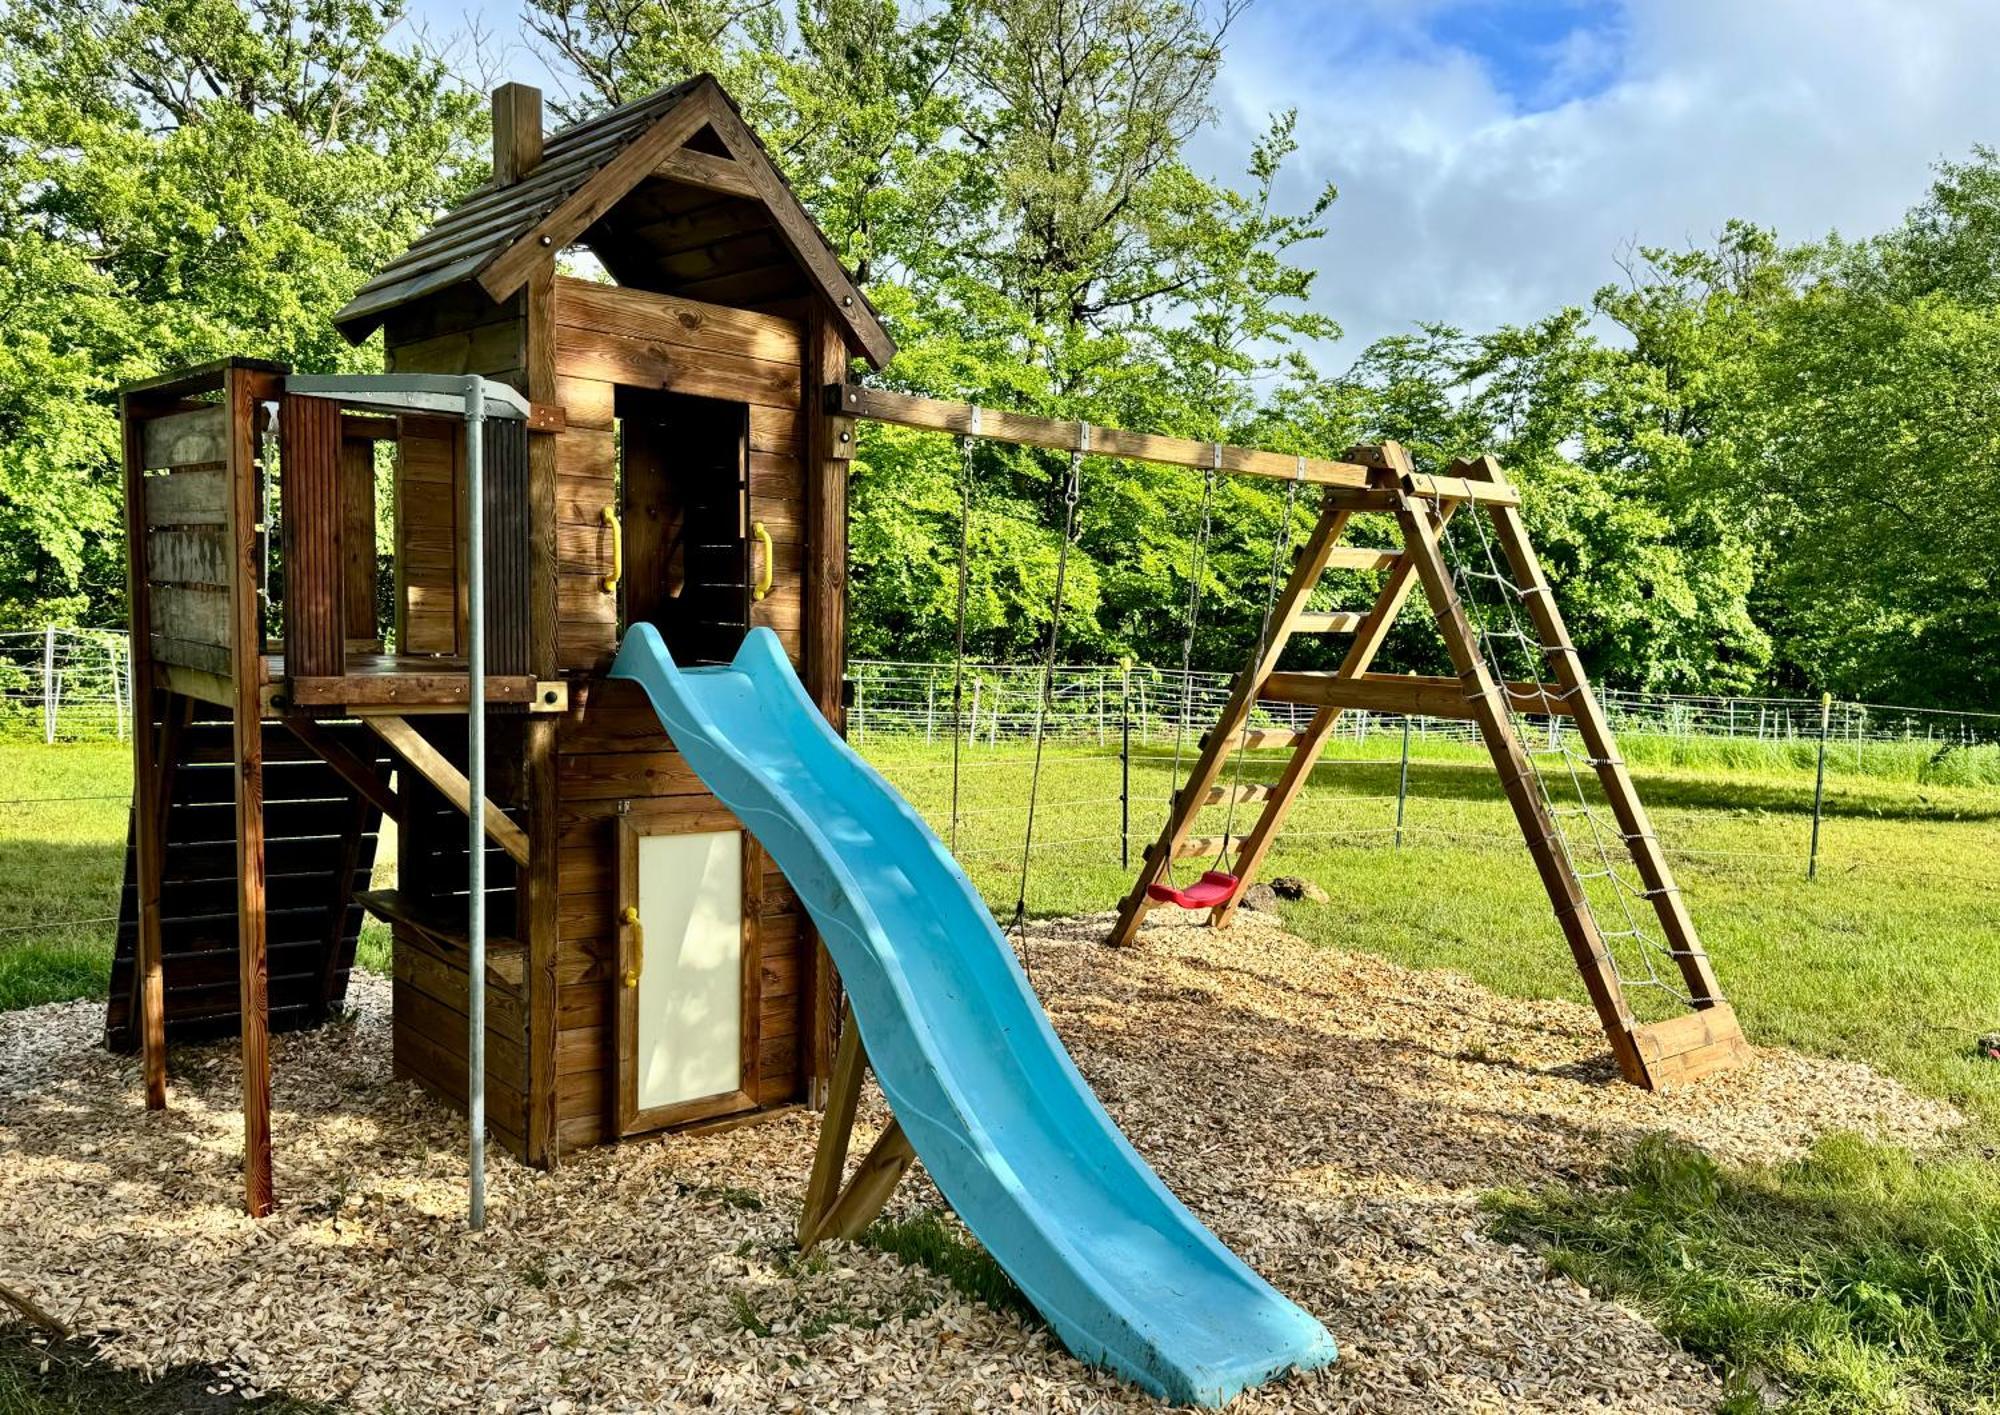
[0,0,486,626]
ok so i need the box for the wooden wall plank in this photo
[144,467,229,526]
[141,406,227,470]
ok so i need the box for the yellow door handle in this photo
[601,504,621,594]
[752,521,773,602]
[619,904,643,988]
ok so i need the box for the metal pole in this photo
[1120,660,1131,869]
[1395,714,1411,848]
[43,625,56,744]
[463,376,487,1231]
[1808,691,1830,881]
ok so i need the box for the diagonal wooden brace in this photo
[797,1004,917,1251]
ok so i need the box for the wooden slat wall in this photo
[105,718,383,1047]
[552,678,808,1154]
[550,279,808,674]
[137,408,235,676]
[396,415,460,654]
[482,419,532,677]
[553,388,617,672]
[392,927,531,1158]
[341,435,379,644]
[279,394,345,678]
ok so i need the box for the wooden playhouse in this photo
[114,75,893,1213]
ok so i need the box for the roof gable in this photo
[334,75,894,368]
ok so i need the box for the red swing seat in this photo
[1146,870,1239,909]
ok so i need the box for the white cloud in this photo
[1195,0,2000,362]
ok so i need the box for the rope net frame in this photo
[1434,492,1715,1012]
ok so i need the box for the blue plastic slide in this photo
[610,626,1336,1406]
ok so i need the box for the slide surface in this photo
[611,626,1336,1406]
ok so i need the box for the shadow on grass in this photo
[0,1326,334,1413]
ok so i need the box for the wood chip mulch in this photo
[0,913,1960,1412]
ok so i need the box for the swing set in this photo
[836,383,1750,1092]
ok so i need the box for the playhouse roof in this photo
[333,75,895,366]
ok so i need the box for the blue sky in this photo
[415,0,2000,358]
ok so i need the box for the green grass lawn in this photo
[3,730,1997,1410]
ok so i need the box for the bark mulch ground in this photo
[0,912,1959,1412]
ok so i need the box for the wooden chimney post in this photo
[492,83,543,185]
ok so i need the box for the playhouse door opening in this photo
[617,389,751,665]
[617,824,758,1134]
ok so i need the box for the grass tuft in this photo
[860,1210,1038,1326]
[1487,1132,2000,1412]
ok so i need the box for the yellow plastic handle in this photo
[619,904,643,988]
[752,521,773,602]
[601,504,621,595]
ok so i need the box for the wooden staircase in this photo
[106,713,386,1050]
[1110,446,1749,1091]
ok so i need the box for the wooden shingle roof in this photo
[334,75,894,367]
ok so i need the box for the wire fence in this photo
[0,628,134,744]
[1,631,1995,953]
[844,657,2000,760]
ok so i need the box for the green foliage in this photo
[0,0,487,628]
[0,0,1995,703]
[1487,1134,2000,1412]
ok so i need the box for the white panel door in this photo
[635,830,744,1111]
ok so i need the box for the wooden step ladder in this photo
[1108,445,1749,1091]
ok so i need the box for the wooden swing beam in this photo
[825,384,1520,506]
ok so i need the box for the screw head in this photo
[540,235,552,247]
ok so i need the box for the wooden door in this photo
[615,814,763,1134]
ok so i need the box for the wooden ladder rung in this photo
[1174,836,1237,860]
[1202,783,1274,806]
[1295,611,1363,635]
[1202,727,1303,751]
[1324,546,1402,571]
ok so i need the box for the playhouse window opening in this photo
[615,389,752,666]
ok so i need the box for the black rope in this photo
[1217,476,1302,860]
[949,433,975,853]
[1008,446,1085,975]
[1159,469,1219,886]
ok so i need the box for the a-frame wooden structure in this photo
[1109,445,1749,1091]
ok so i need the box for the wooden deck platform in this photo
[153,652,563,716]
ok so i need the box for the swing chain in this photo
[1216,476,1302,859]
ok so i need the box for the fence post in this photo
[854,675,866,741]
[42,625,56,745]
[925,668,936,744]
[1394,714,1411,849]
[1808,691,1831,881]
[110,633,125,741]
[967,678,980,745]
[1119,659,1132,869]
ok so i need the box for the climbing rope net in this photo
[1435,498,1714,1012]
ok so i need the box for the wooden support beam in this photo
[227,365,283,1217]
[365,716,531,867]
[803,301,852,1108]
[832,384,1376,492]
[122,395,171,1111]
[798,1005,918,1250]
[1261,671,1575,719]
[1323,546,1402,572]
[1393,488,1649,1087]
[1293,612,1363,635]
[523,256,562,1167]
[1455,455,1730,1014]
[281,715,401,822]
